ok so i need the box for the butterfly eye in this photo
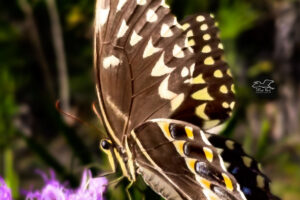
[100,139,111,150]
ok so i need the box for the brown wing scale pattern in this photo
[170,14,236,130]
[207,135,281,200]
[95,0,195,144]
[94,0,236,145]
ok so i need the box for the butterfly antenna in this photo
[55,100,106,136]
[92,101,105,122]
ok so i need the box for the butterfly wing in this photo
[172,14,235,129]
[207,135,281,200]
[130,119,247,200]
[94,0,235,145]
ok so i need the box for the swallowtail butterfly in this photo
[94,0,280,199]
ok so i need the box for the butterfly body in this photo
[94,0,280,199]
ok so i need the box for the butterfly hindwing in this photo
[207,135,281,200]
[130,119,247,200]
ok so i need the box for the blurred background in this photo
[0,0,299,199]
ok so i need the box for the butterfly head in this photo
[100,138,136,181]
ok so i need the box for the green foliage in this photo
[0,68,17,148]
[218,0,260,40]
[4,149,19,199]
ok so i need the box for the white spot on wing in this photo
[172,17,181,29]
[161,0,170,8]
[130,30,143,46]
[173,44,184,58]
[189,63,195,76]
[171,93,184,111]
[143,38,161,58]
[181,67,189,77]
[159,75,176,100]
[117,0,127,11]
[137,0,146,5]
[103,55,121,69]
[117,20,129,38]
[96,8,109,27]
[146,9,158,23]
[160,24,173,37]
[151,53,174,77]
[196,15,205,22]
[200,130,211,146]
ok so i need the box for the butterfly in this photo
[93,0,280,199]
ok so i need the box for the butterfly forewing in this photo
[130,119,246,200]
[170,14,236,130]
[95,1,235,146]
[95,0,196,144]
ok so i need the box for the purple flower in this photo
[0,177,12,200]
[26,170,108,200]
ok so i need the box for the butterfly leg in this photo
[126,180,134,200]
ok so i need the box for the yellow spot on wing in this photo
[224,162,230,168]
[214,70,223,78]
[203,120,220,129]
[196,176,211,189]
[173,140,186,156]
[230,102,235,109]
[204,57,215,65]
[225,140,235,150]
[185,126,194,140]
[158,122,172,140]
[187,30,193,37]
[242,156,252,168]
[231,84,235,93]
[203,34,211,41]
[185,158,197,173]
[203,147,214,162]
[222,102,230,109]
[220,85,228,94]
[202,45,212,53]
[195,104,209,120]
[191,88,213,101]
[182,23,190,30]
[257,175,265,188]
[222,173,234,191]
[218,43,224,49]
[188,39,195,46]
[192,73,205,84]
[200,24,208,31]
